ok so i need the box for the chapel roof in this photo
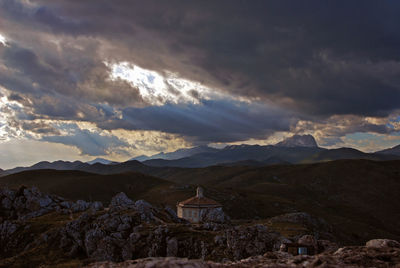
[178,187,222,208]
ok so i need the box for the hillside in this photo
[1,160,158,177]
[303,147,399,162]
[1,160,400,245]
[0,169,184,206]
[154,160,400,244]
[377,144,400,156]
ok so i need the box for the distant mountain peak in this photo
[131,145,219,161]
[276,134,318,148]
[86,158,113,165]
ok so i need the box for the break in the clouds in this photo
[1,0,400,167]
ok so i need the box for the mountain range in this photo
[2,135,400,173]
[139,134,399,167]
[130,145,219,161]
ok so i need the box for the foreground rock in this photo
[2,186,398,267]
[87,242,400,267]
[0,187,285,266]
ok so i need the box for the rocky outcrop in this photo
[0,186,104,222]
[276,134,318,148]
[0,187,289,266]
[55,209,284,262]
[225,224,281,260]
[200,207,230,224]
[2,186,396,268]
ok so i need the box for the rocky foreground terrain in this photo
[1,186,399,267]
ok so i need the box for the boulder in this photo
[298,235,318,248]
[110,193,135,208]
[200,207,230,224]
[365,239,400,248]
[134,200,154,222]
[72,200,90,212]
[90,201,104,211]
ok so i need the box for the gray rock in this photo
[110,192,135,208]
[85,228,106,255]
[90,201,104,211]
[60,201,73,209]
[23,187,53,210]
[200,207,230,224]
[134,200,154,222]
[72,200,90,212]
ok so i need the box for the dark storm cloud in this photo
[11,0,399,117]
[1,0,400,146]
[99,100,294,143]
[19,121,60,135]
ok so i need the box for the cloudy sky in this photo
[1,0,400,168]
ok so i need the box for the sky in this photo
[0,0,400,169]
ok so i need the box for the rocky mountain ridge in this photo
[275,134,318,148]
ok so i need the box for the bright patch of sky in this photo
[343,132,400,152]
[0,89,24,142]
[0,139,90,169]
[0,34,7,46]
[108,62,227,106]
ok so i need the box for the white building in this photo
[177,187,222,223]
